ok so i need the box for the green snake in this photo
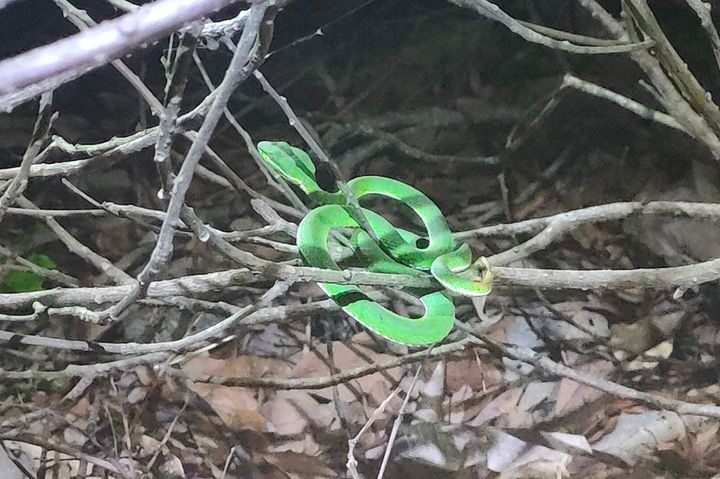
[257,141,492,345]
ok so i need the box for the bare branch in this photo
[162,339,471,389]
[356,125,500,166]
[254,69,382,245]
[624,0,720,132]
[577,0,720,159]
[684,0,720,74]
[561,74,686,132]
[448,0,653,54]
[4,200,720,315]
[2,207,105,218]
[0,0,249,111]
[0,92,56,222]
[0,352,170,379]
[0,434,121,475]
[106,4,269,320]
[493,259,720,290]
[15,196,133,285]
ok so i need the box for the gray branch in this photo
[0,0,239,111]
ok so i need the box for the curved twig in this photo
[449,0,653,54]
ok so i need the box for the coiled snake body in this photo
[258,141,492,346]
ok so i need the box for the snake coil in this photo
[258,141,492,345]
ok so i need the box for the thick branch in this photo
[0,0,243,111]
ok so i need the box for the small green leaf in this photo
[27,253,55,269]
[2,270,44,292]
[1,252,56,292]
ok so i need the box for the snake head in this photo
[458,256,493,295]
[471,256,493,287]
[257,141,322,194]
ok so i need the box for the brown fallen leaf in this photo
[182,356,291,432]
[469,387,524,426]
[290,340,402,405]
[553,360,613,417]
[183,356,293,379]
[446,356,503,392]
[187,382,270,432]
[265,387,348,436]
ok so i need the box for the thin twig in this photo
[0,266,435,311]
[562,73,686,132]
[5,200,720,311]
[254,69,382,244]
[0,298,331,354]
[377,364,423,479]
[347,383,404,479]
[2,207,105,218]
[153,24,202,196]
[195,8,307,215]
[683,0,720,75]
[456,200,720,239]
[356,125,500,166]
[161,339,471,389]
[15,196,133,284]
[517,18,632,46]
[577,0,720,159]
[624,0,720,131]
[0,244,78,287]
[0,434,121,474]
[192,43,308,214]
[449,0,653,54]
[0,107,466,183]
[0,92,56,221]
[0,352,170,380]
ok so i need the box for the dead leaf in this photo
[260,391,310,436]
[290,341,402,405]
[182,355,295,431]
[469,387,523,425]
[67,396,91,418]
[183,355,292,379]
[593,411,686,465]
[419,361,444,398]
[691,420,720,458]
[540,431,592,454]
[518,381,555,412]
[134,365,155,386]
[187,382,269,432]
[261,390,338,436]
[269,434,322,455]
[487,428,570,479]
[127,386,148,404]
[63,428,87,447]
[159,454,185,478]
[494,316,543,349]
[139,434,163,458]
[446,357,503,392]
[553,360,612,416]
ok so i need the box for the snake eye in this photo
[415,237,430,249]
